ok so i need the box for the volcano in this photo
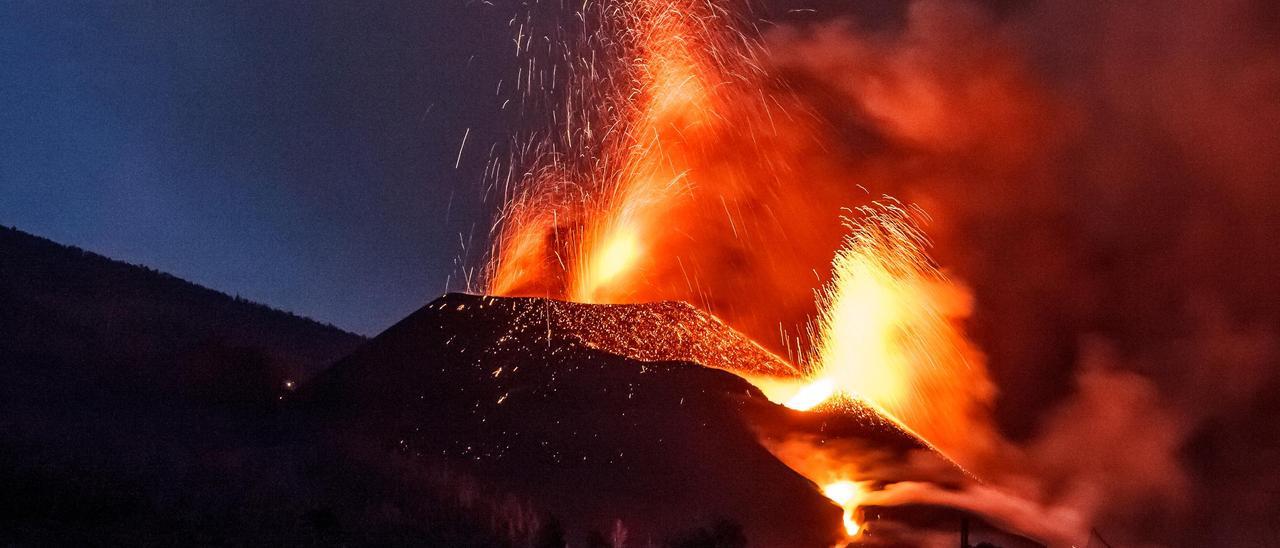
[304,293,1029,547]
[0,229,1041,546]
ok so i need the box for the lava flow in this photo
[823,480,870,536]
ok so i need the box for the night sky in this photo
[1,2,515,335]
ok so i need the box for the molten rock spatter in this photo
[539,296,799,377]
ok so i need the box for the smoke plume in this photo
[762,0,1280,545]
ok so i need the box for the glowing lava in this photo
[800,204,991,457]
[742,203,994,465]
[487,0,728,305]
[822,480,870,537]
[573,224,643,302]
[782,378,836,411]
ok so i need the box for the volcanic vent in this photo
[304,293,1035,546]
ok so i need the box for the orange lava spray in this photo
[776,203,995,460]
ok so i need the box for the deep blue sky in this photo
[0,2,515,334]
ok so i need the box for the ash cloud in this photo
[762,0,1280,545]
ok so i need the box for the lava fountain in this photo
[774,203,994,460]
[486,0,737,304]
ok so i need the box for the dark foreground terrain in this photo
[0,226,1036,547]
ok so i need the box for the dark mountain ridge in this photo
[0,225,362,380]
[0,225,446,545]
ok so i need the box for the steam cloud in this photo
[763,0,1280,545]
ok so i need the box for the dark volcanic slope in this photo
[0,225,363,383]
[311,293,841,546]
[0,226,400,545]
[311,293,960,547]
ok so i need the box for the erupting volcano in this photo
[6,0,1277,545]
